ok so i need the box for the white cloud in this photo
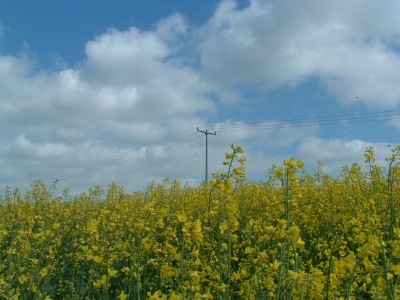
[207,119,319,150]
[154,12,188,43]
[218,89,242,105]
[82,27,169,86]
[296,136,393,175]
[0,132,208,194]
[198,0,400,108]
[0,54,32,79]
[0,14,217,195]
[78,14,214,122]
[0,14,215,133]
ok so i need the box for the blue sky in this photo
[1,0,400,196]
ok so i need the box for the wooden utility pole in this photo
[197,128,216,184]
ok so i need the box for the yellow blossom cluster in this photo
[1,145,400,299]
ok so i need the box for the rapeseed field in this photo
[1,145,400,299]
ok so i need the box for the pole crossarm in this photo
[197,128,216,135]
[197,127,216,184]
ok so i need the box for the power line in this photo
[9,108,400,190]
[206,109,400,129]
[205,109,400,132]
[48,135,204,183]
[11,129,201,190]
[216,116,400,133]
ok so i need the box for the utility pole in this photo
[197,127,216,184]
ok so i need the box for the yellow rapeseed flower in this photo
[295,237,305,249]
[271,260,281,272]
[117,291,128,300]
[177,213,188,223]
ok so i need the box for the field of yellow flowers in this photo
[1,145,400,299]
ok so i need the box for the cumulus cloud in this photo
[198,0,400,108]
[154,12,188,43]
[80,15,214,122]
[207,119,319,150]
[0,13,217,194]
[296,137,393,175]
[0,14,215,137]
[218,89,242,105]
